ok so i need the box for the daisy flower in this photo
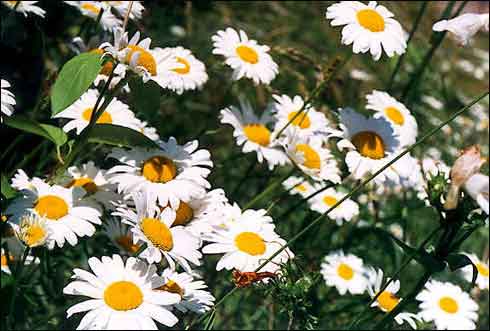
[416,280,479,330]
[58,161,120,211]
[284,130,341,183]
[108,137,212,208]
[157,268,215,314]
[433,13,489,46]
[6,175,102,249]
[320,250,367,295]
[63,255,180,330]
[130,118,160,141]
[100,29,183,87]
[212,27,278,84]
[106,1,145,21]
[103,218,141,255]
[220,98,289,170]
[114,191,202,271]
[461,253,489,290]
[54,89,138,135]
[367,268,421,329]
[309,187,359,224]
[336,108,401,185]
[282,176,315,198]
[202,212,292,273]
[366,90,418,147]
[1,79,15,122]
[325,1,406,61]
[65,1,122,31]
[271,94,332,138]
[464,173,489,216]
[2,1,45,17]
[151,46,208,95]
[15,212,50,248]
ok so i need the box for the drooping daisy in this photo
[433,13,489,46]
[202,213,293,273]
[58,161,120,211]
[284,130,341,183]
[108,137,212,208]
[320,250,367,295]
[271,94,332,138]
[106,1,145,21]
[54,89,138,135]
[282,176,315,198]
[367,268,422,329]
[65,1,122,31]
[366,90,418,147]
[220,98,289,170]
[151,47,208,95]
[325,1,406,61]
[336,108,401,185]
[464,173,489,216]
[6,175,102,249]
[157,268,215,314]
[100,29,183,87]
[2,1,45,17]
[63,255,181,330]
[163,189,229,237]
[212,27,278,84]
[114,191,202,271]
[103,218,141,255]
[462,253,489,290]
[309,187,359,224]
[1,79,15,122]
[416,280,479,330]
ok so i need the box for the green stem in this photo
[231,159,256,198]
[7,247,31,330]
[387,1,428,91]
[195,91,489,330]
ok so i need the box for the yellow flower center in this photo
[236,45,259,64]
[438,296,459,314]
[295,184,307,192]
[1,254,10,267]
[235,232,266,256]
[476,262,489,277]
[243,124,271,147]
[115,235,140,254]
[172,201,194,226]
[90,48,114,76]
[295,144,321,169]
[157,280,184,297]
[22,223,47,247]
[351,131,386,160]
[81,3,101,15]
[67,177,98,195]
[356,9,385,32]
[34,195,69,220]
[172,57,191,75]
[140,218,173,251]
[125,45,157,76]
[104,281,144,311]
[377,291,400,312]
[288,111,311,129]
[142,156,177,183]
[384,107,405,126]
[337,263,354,280]
[323,196,338,207]
[1,215,7,222]
[82,107,113,124]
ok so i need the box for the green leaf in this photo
[4,115,67,146]
[387,230,446,273]
[87,124,159,149]
[50,52,102,116]
[446,253,478,287]
[1,175,17,199]
[1,273,13,289]
[128,77,161,116]
[203,310,216,330]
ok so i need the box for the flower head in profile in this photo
[461,253,489,290]
[325,1,406,60]
[65,1,122,31]
[433,13,489,46]
[2,1,45,17]
[212,27,278,84]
